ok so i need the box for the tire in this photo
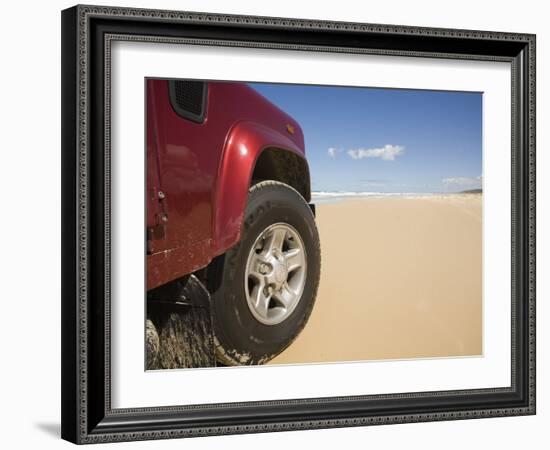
[208,180,321,365]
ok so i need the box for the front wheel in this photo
[208,180,321,365]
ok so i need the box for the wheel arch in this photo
[211,121,310,256]
[251,147,311,203]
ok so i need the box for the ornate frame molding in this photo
[61,5,536,444]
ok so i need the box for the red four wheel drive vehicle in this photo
[146,79,321,365]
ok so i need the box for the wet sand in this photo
[270,195,482,365]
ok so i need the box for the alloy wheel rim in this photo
[244,223,307,325]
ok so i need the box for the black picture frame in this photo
[61,4,536,444]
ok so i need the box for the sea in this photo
[311,191,440,204]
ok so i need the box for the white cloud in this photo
[327,147,342,158]
[347,144,404,161]
[442,175,482,186]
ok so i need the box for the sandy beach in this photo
[270,194,482,365]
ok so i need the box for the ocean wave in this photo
[312,191,435,198]
[310,191,452,204]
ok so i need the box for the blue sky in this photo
[249,82,482,193]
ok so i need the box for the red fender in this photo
[211,120,306,256]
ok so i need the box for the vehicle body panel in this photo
[147,79,307,290]
[211,121,304,255]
